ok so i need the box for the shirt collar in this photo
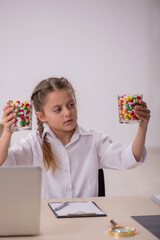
[41,123,92,142]
[42,123,56,140]
[76,125,92,136]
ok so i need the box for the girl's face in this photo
[36,89,78,137]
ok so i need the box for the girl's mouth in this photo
[64,119,73,124]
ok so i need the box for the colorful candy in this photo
[7,100,32,131]
[118,94,142,123]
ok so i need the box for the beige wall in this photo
[0,0,160,149]
[104,148,160,196]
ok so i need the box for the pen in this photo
[54,201,69,211]
[67,213,96,217]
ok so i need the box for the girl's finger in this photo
[135,108,151,120]
[3,105,10,111]
[137,114,150,122]
[3,106,14,117]
[4,118,16,127]
[136,111,150,119]
[139,100,147,108]
[3,112,16,123]
[135,104,150,114]
[135,107,150,114]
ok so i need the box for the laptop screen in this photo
[0,166,41,236]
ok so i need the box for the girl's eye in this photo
[68,103,75,108]
[54,108,61,113]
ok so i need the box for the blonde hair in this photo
[31,77,76,173]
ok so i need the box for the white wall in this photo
[0,0,160,148]
[105,148,160,196]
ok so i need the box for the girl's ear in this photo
[36,112,46,123]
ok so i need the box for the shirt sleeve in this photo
[97,135,147,170]
[2,134,34,167]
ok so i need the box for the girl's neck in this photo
[53,128,75,145]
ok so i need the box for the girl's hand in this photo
[135,100,151,128]
[2,105,16,133]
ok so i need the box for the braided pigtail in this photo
[37,118,44,138]
[42,139,57,173]
[37,115,57,173]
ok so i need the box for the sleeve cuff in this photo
[126,143,147,169]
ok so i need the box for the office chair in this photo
[98,168,105,197]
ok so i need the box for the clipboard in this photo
[48,201,107,218]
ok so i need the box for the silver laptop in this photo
[0,166,41,236]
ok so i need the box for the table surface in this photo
[1,195,160,240]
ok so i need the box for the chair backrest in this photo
[98,168,105,197]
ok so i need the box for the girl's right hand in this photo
[2,105,16,133]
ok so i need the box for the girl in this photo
[0,77,151,198]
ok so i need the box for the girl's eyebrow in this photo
[50,98,75,109]
[67,98,76,103]
[50,104,60,109]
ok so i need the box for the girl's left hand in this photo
[135,100,151,127]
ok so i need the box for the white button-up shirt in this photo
[3,124,146,199]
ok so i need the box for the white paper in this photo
[49,201,105,217]
[152,195,160,204]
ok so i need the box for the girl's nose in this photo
[64,107,70,117]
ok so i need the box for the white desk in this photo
[1,195,160,240]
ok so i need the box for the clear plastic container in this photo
[117,94,143,124]
[7,100,32,131]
